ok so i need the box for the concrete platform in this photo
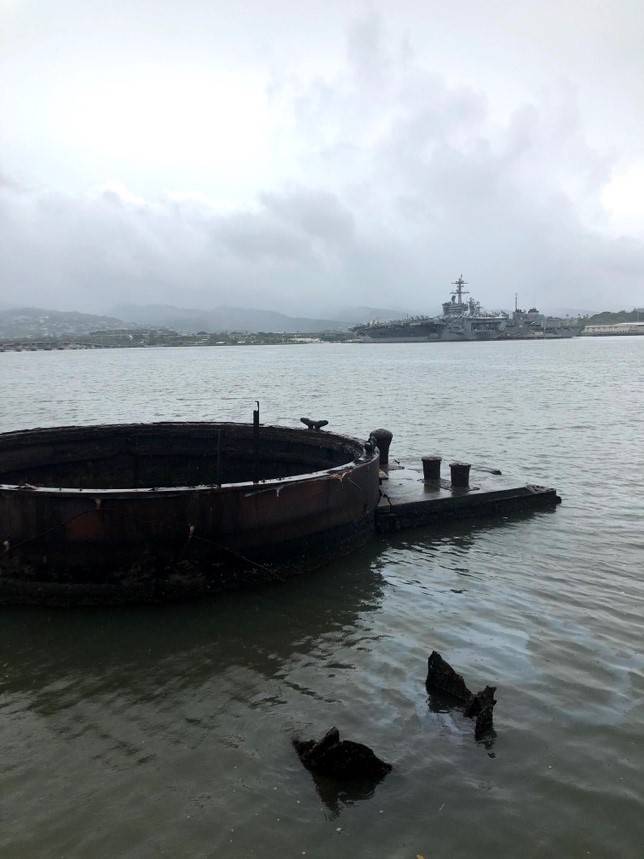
[375,463,561,534]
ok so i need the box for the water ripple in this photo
[0,338,643,857]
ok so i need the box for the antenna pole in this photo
[450,275,469,305]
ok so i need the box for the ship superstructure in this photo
[351,276,577,342]
[439,276,509,339]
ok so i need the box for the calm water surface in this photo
[1,339,643,858]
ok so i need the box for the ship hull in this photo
[356,332,576,342]
[356,329,501,343]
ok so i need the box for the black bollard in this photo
[449,461,471,489]
[370,428,393,469]
[422,456,442,482]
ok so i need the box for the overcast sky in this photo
[2,0,644,315]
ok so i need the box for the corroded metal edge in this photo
[0,421,375,496]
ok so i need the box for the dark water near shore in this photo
[1,338,643,858]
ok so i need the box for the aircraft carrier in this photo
[351,277,577,342]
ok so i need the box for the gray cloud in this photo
[214,211,311,265]
[1,9,643,316]
[261,189,355,248]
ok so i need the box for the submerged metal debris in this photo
[464,685,497,741]
[425,650,497,741]
[293,727,392,780]
[425,650,473,703]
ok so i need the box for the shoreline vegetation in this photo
[0,308,641,353]
[2,326,644,352]
[0,330,351,352]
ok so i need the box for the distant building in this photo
[581,322,644,336]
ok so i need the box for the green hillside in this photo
[585,308,642,324]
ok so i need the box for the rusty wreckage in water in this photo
[0,408,560,604]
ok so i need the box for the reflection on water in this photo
[426,690,497,756]
[1,338,643,858]
[0,562,387,709]
[306,769,389,820]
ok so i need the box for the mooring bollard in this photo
[370,428,393,469]
[449,461,471,488]
[422,456,442,482]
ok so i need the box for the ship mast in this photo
[451,275,469,306]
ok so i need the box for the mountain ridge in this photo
[0,304,403,338]
[0,307,137,339]
[112,304,348,333]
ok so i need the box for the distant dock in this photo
[580,322,644,336]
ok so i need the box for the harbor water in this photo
[1,337,642,858]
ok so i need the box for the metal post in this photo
[422,456,441,482]
[253,401,260,483]
[215,428,222,486]
[449,461,471,489]
[370,428,393,469]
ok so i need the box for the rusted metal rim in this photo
[0,422,377,498]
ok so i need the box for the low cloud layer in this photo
[1,10,643,316]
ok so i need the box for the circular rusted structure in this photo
[0,423,380,604]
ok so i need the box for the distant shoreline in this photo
[2,331,643,354]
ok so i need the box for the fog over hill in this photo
[0,308,136,339]
[113,303,410,332]
[113,304,347,333]
[0,304,410,338]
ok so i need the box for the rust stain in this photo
[65,510,105,541]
